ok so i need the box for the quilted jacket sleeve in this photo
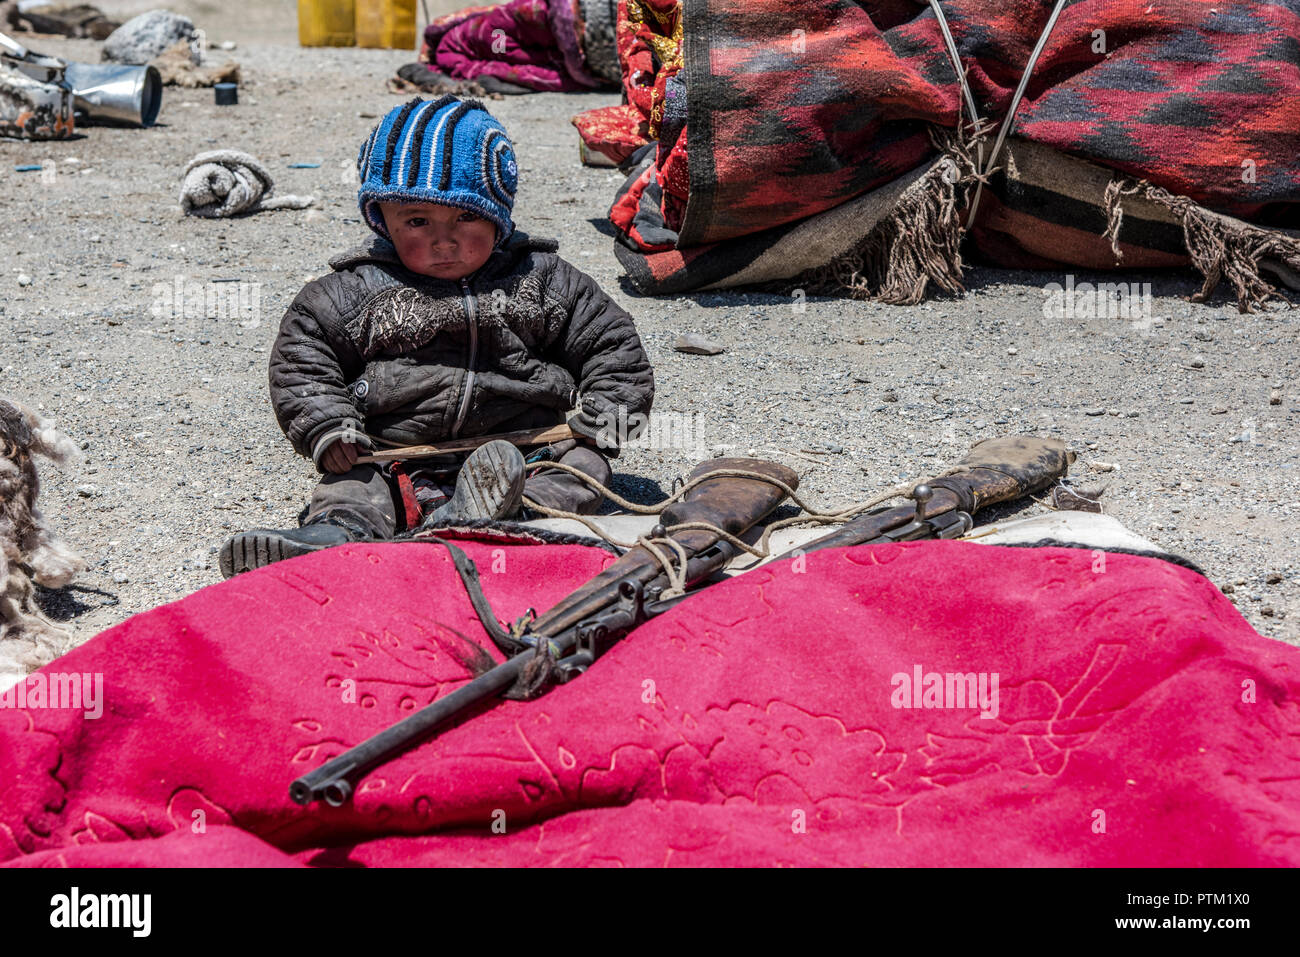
[268,278,367,467]
[546,257,655,446]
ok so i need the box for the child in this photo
[219,96,654,578]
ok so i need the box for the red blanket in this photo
[2,539,1297,867]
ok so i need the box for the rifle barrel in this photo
[290,647,537,807]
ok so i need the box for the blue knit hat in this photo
[356,96,518,246]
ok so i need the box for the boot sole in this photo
[430,440,526,524]
[219,530,335,579]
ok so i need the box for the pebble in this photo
[883,389,898,403]
[1085,408,1104,416]
[1211,407,1228,415]
[1270,390,1282,405]
[1267,573,1283,584]
[1006,347,1018,355]
[17,274,32,287]
[1178,398,1194,404]
[112,572,129,584]
[1189,357,1205,369]
[76,484,100,498]
[673,333,725,355]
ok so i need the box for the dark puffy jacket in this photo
[269,234,654,468]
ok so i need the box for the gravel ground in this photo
[2,7,1297,653]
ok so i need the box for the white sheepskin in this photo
[0,398,85,692]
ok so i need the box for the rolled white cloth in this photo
[180,149,315,218]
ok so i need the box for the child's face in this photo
[380,201,498,281]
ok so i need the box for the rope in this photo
[928,0,1072,228]
[928,0,987,223]
[180,150,315,218]
[520,460,972,565]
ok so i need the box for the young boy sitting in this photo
[219,96,654,577]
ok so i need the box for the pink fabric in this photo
[2,538,1298,867]
[421,0,598,92]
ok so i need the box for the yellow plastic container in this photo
[298,0,357,47]
[355,0,417,50]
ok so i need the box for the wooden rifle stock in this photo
[789,435,1074,556]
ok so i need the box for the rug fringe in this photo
[1104,178,1300,314]
[804,125,986,305]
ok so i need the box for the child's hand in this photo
[322,441,360,475]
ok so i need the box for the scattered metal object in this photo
[63,62,162,126]
[0,32,73,139]
[1,29,162,135]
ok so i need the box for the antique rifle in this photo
[290,457,799,806]
[289,436,1073,807]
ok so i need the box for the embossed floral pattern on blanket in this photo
[1,539,1298,867]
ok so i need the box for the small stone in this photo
[1090,461,1116,472]
[1270,390,1282,405]
[883,389,898,403]
[1006,347,1018,356]
[1221,584,1235,595]
[219,40,238,51]
[112,572,129,584]
[76,484,99,498]
[1085,408,1105,416]
[1267,573,1283,584]
[1189,356,1205,369]
[973,419,987,429]
[1261,606,1275,618]
[1125,410,1140,418]
[1210,407,1228,415]
[1106,408,1120,416]
[673,333,725,356]
[1178,398,1194,404]
[17,274,32,287]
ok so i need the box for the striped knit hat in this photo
[356,96,518,246]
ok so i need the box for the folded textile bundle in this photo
[571,0,683,166]
[603,0,1300,310]
[179,150,315,218]
[401,0,620,94]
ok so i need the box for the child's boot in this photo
[425,440,526,525]
[218,511,372,579]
